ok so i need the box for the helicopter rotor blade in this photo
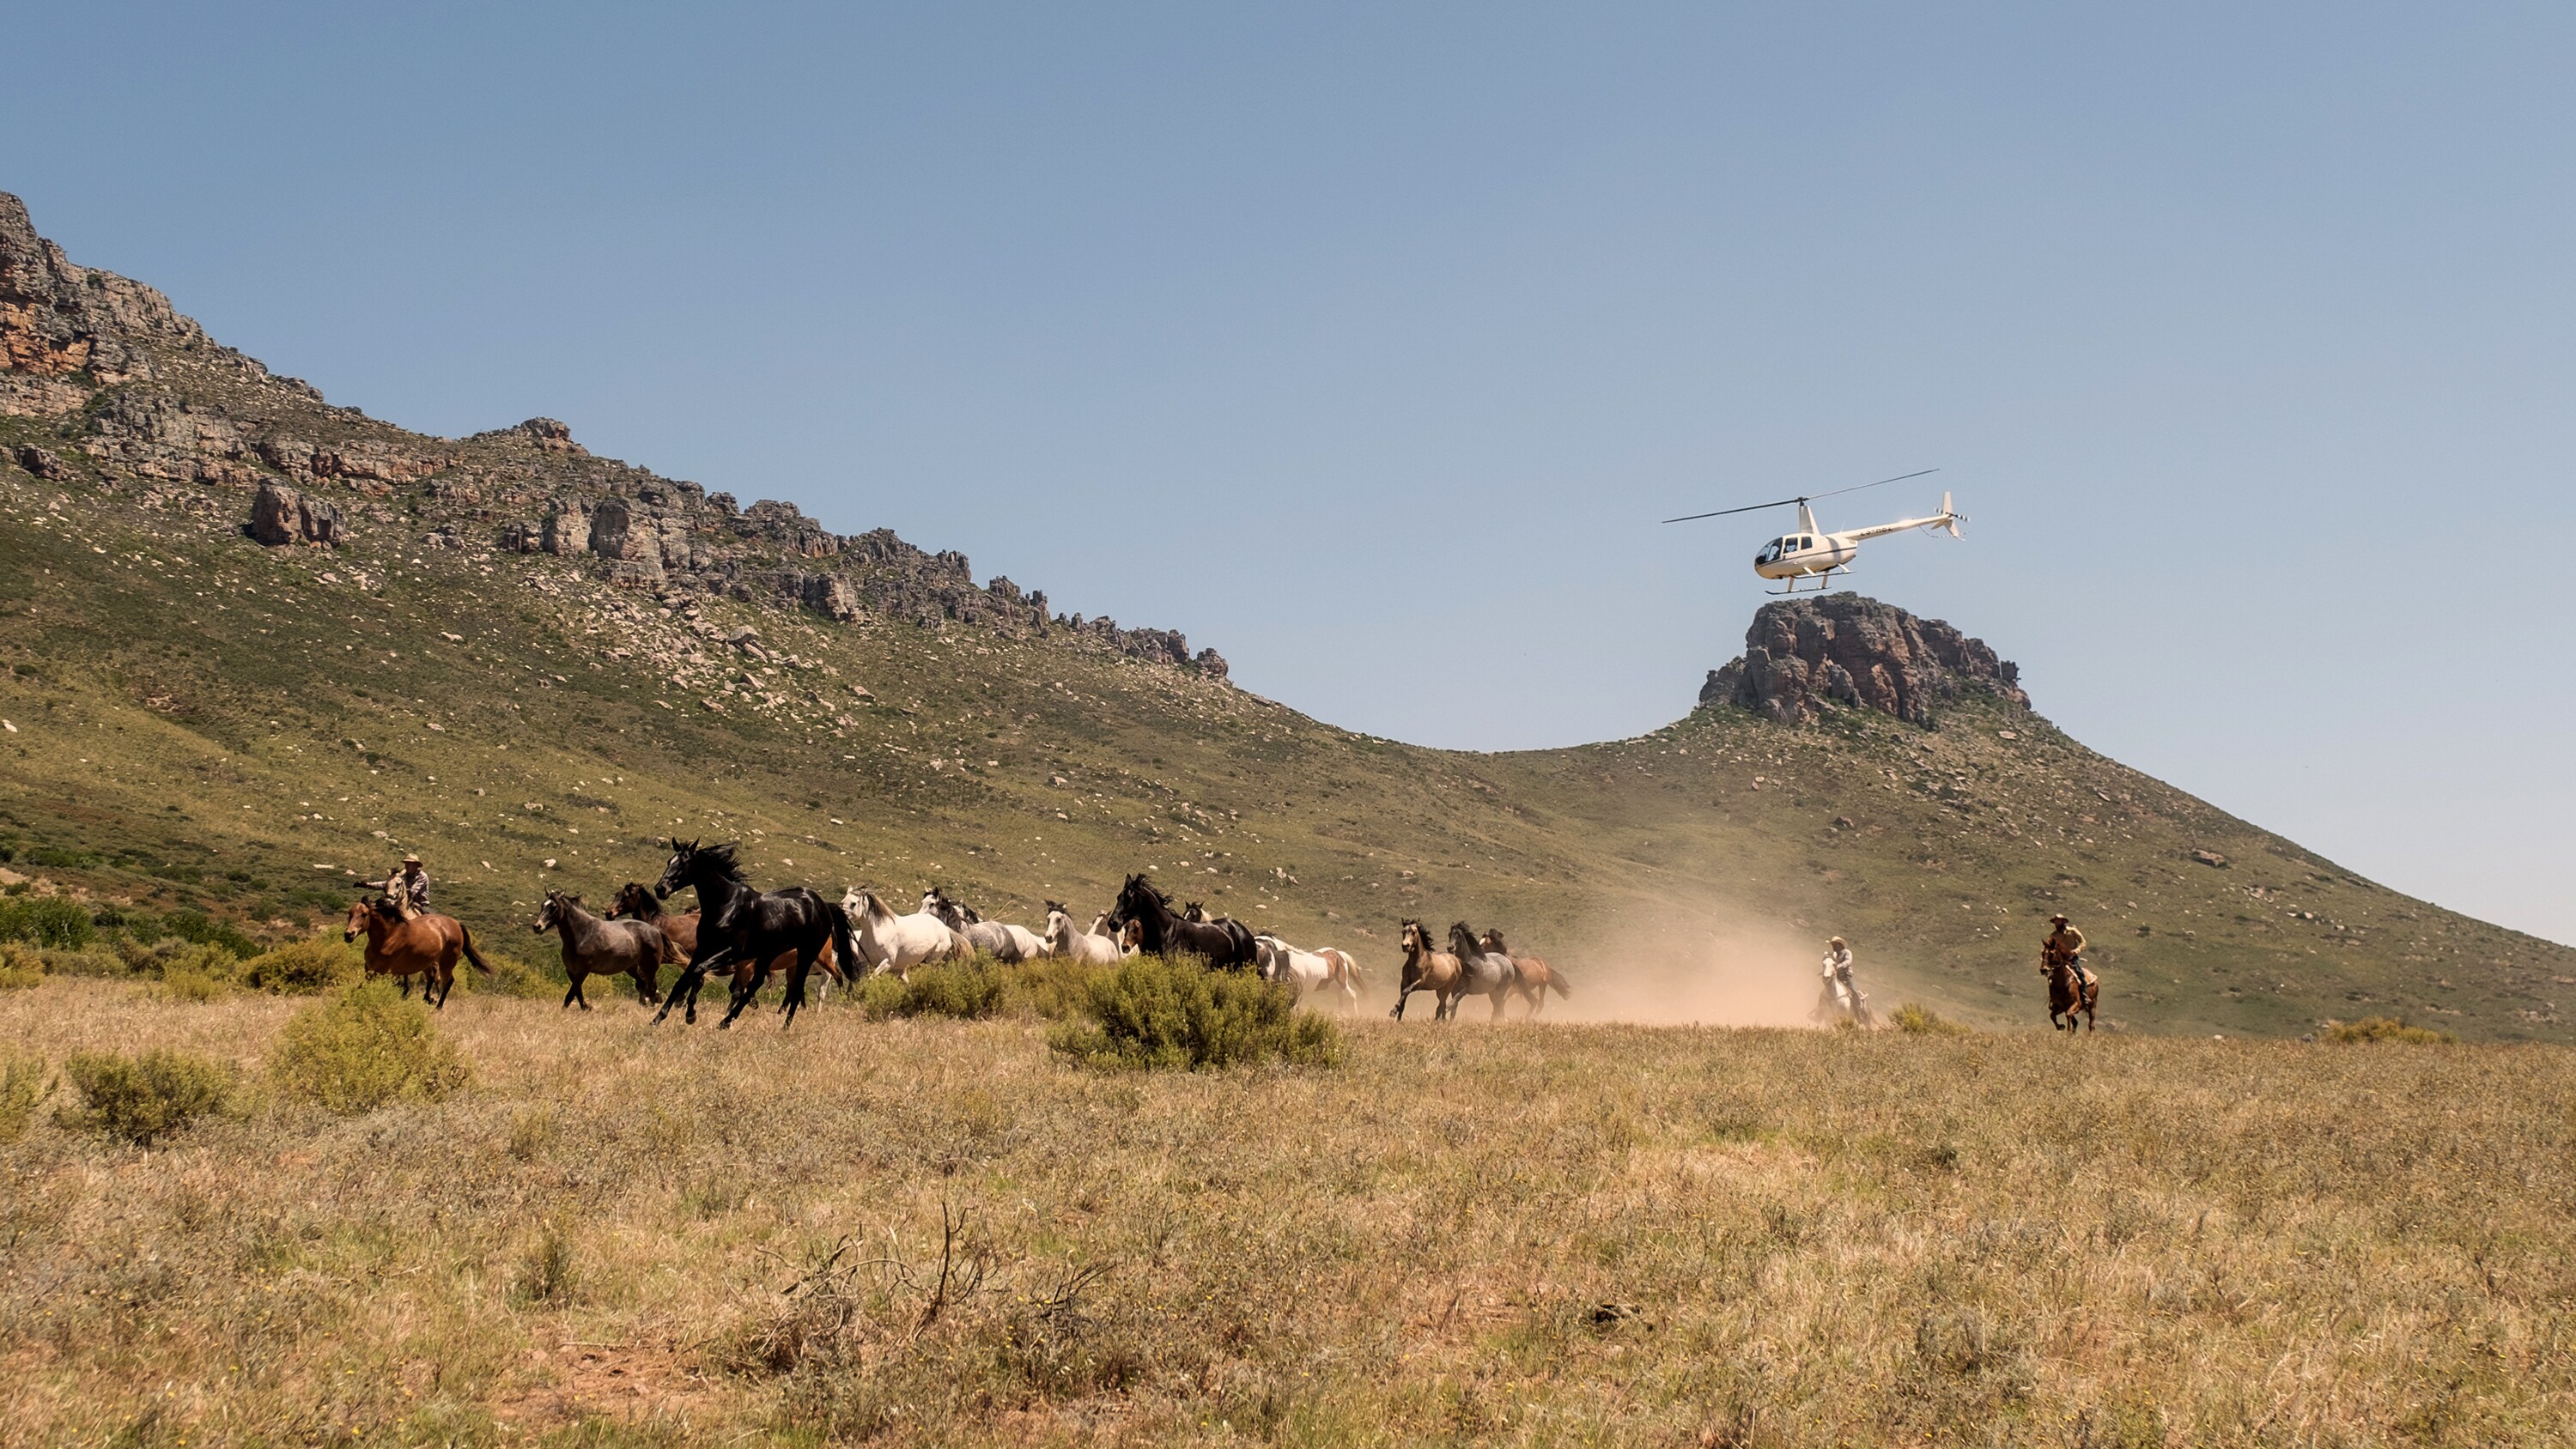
[1660,468,1940,525]
[1661,496,1806,524]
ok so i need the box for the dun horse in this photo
[1391,919,1465,1021]
[343,897,493,1008]
[532,890,668,1009]
[650,840,853,1029]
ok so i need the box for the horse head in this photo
[1481,928,1510,955]
[345,896,398,943]
[1183,901,1207,923]
[532,891,565,935]
[1109,873,1162,927]
[657,839,738,900]
[610,882,659,920]
[1448,922,1480,957]
[1400,919,1426,955]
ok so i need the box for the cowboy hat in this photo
[2049,913,2069,924]
[401,852,423,865]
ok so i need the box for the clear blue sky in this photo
[7,3,2572,945]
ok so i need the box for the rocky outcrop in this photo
[3,187,1231,683]
[1701,595,2026,725]
[1,191,204,383]
[248,482,345,547]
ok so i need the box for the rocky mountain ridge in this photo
[1703,594,2029,725]
[0,190,1224,677]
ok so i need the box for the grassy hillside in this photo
[3,457,2570,1040]
[3,980,2572,1445]
[3,186,2571,1040]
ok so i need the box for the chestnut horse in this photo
[1480,928,1571,1019]
[343,898,493,1008]
[613,880,845,1022]
[1391,919,1466,1022]
[2045,957,2099,1033]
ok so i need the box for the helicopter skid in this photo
[1765,566,1850,596]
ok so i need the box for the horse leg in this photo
[717,959,761,1029]
[778,947,818,1030]
[563,971,583,1010]
[399,973,413,999]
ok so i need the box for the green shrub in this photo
[481,949,566,1000]
[0,941,43,991]
[0,1051,53,1142]
[2323,1016,2457,1046]
[241,937,361,993]
[851,971,911,1018]
[1049,955,1342,1071]
[36,945,125,979]
[154,961,232,1003]
[1004,956,1108,1022]
[1893,1003,1971,1036]
[58,1049,236,1145]
[893,960,1010,1020]
[0,896,95,949]
[160,908,261,958]
[270,979,471,1113]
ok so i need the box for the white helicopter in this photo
[1663,468,1964,594]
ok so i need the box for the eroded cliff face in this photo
[0,190,1226,678]
[1701,595,2027,725]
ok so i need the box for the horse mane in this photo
[1481,927,1509,953]
[616,884,663,919]
[1121,874,1173,911]
[687,841,745,881]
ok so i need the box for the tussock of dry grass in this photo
[1,978,2572,1445]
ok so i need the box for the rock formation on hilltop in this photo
[0,190,1225,676]
[1701,595,2027,725]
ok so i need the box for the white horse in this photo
[1044,902,1125,966]
[841,888,966,978]
[922,888,1046,962]
[1254,934,1363,1010]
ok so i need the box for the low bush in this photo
[482,949,567,1000]
[0,895,95,950]
[0,941,43,991]
[2323,1016,2457,1046]
[270,979,471,1113]
[1004,956,1108,1022]
[58,1048,236,1145]
[1893,1003,1971,1036]
[160,908,261,958]
[240,937,361,994]
[897,961,1011,1020]
[1049,955,1342,1071]
[0,1050,52,1142]
[35,945,126,979]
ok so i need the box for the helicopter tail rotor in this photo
[1943,491,1961,537]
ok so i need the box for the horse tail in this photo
[457,922,495,976]
[829,900,860,983]
[1547,966,1571,998]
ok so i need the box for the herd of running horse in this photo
[339,838,1571,1029]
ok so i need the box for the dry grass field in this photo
[3,975,2572,1447]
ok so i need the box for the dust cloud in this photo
[1532,908,1831,1028]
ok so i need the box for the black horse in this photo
[651,839,854,1029]
[1108,873,1259,969]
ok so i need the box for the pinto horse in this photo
[615,880,845,1018]
[1480,928,1571,1019]
[651,840,854,1030]
[2045,957,2099,1033]
[1391,919,1467,1022]
[343,898,493,1008]
[1108,874,1258,969]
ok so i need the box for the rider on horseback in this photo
[370,853,432,921]
[1814,936,1871,1026]
[2042,913,2093,990]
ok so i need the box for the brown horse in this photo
[1480,928,1571,1019]
[1391,919,1467,1022]
[2045,958,2099,1033]
[611,880,844,1022]
[343,898,493,1008]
